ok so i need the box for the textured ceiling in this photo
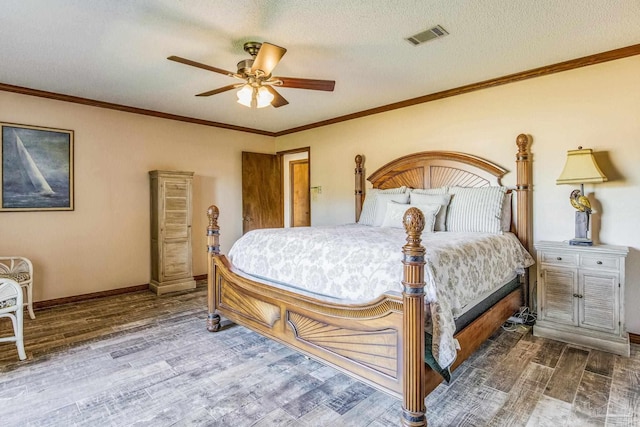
[1,0,640,133]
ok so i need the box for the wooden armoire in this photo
[149,170,196,295]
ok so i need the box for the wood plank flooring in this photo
[0,285,638,426]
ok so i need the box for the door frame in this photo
[278,147,310,227]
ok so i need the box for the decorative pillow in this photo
[446,186,507,234]
[501,191,512,232]
[372,193,410,226]
[409,187,448,195]
[358,187,407,226]
[381,202,440,232]
[408,193,452,231]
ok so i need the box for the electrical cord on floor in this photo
[502,306,537,332]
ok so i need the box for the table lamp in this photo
[556,147,607,246]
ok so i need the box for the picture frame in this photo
[1,122,74,211]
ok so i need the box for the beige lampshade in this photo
[556,148,608,185]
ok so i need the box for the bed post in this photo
[206,205,221,332]
[355,154,364,222]
[401,207,427,427]
[515,134,532,308]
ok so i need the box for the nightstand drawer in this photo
[580,255,619,270]
[540,251,578,266]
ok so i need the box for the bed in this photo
[205,134,533,426]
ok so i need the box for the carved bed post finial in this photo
[355,154,364,223]
[515,134,532,309]
[207,205,220,255]
[206,205,221,332]
[401,208,427,427]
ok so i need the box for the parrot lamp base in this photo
[570,211,592,246]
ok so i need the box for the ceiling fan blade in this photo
[167,55,235,76]
[195,84,237,97]
[266,86,289,108]
[276,77,335,91]
[251,42,287,75]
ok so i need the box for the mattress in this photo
[228,224,534,369]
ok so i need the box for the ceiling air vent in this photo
[405,25,449,46]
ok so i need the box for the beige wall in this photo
[0,91,274,301]
[276,56,640,334]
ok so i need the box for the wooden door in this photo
[290,159,310,227]
[242,152,283,234]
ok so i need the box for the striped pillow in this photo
[446,186,507,234]
[358,187,407,226]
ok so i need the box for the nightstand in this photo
[533,241,630,356]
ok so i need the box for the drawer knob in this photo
[573,293,584,298]
[596,260,603,265]
[556,257,562,261]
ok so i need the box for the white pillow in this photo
[408,193,451,231]
[358,187,406,226]
[446,186,507,234]
[381,202,440,232]
[372,193,410,226]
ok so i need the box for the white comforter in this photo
[228,224,534,369]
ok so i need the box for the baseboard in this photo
[33,274,209,310]
[630,333,640,345]
[33,284,150,309]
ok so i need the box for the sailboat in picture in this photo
[1,124,72,210]
[14,130,55,196]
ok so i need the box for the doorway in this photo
[289,159,310,227]
[282,149,310,227]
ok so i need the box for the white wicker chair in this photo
[0,257,35,319]
[0,278,27,360]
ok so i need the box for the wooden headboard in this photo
[354,134,532,250]
[367,151,507,190]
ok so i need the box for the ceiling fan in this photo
[168,42,335,108]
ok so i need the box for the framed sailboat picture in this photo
[1,123,74,211]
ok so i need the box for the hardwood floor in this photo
[0,285,638,426]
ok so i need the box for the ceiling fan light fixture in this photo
[236,84,253,107]
[170,40,334,109]
[256,86,274,108]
